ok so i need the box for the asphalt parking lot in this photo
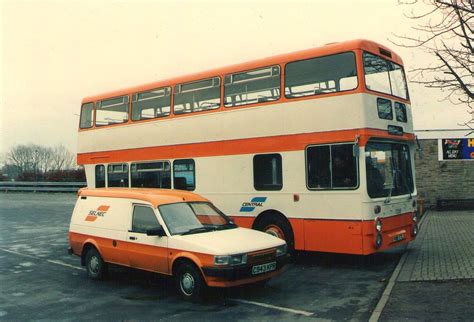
[0,193,404,321]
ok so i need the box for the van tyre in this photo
[175,262,206,302]
[85,248,107,280]
[257,216,294,253]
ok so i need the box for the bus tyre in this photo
[257,216,294,252]
[85,247,107,280]
[175,262,206,302]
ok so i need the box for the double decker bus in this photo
[77,39,419,255]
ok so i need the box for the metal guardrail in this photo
[0,181,87,192]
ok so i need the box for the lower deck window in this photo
[95,165,105,188]
[107,164,129,187]
[131,161,171,188]
[253,154,282,191]
[306,143,358,189]
[173,159,195,191]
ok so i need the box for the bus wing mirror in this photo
[353,144,360,157]
[353,135,360,157]
[416,136,424,159]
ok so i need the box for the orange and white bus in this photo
[77,39,419,255]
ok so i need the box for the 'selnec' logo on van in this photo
[240,197,267,212]
[85,205,110,222]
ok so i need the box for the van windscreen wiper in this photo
[180,227,212,236]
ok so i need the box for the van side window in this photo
[173,159,195,191]
[107,164,129,187]
[95,165,105,188]
[132,205,159,233]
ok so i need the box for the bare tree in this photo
[5,144,75,179]
[50,144,75,171]
[391,0,473,132]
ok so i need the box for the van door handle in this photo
[129,236,137,241]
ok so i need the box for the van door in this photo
[126,204,169,274]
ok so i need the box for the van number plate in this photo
[393,233,405,242]
[252,262,276,275]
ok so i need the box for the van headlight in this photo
[214,254,247,266]
[276,244,287,257]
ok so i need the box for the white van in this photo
[68,188,288,300]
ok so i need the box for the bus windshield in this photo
[365,142,414,198]
[363,52,408,99]
[158,202,236,235]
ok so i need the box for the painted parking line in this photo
[229,298,314,317]
[1,247,314,317]
[0,247,85,271]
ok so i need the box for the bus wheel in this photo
[256,216,294,252]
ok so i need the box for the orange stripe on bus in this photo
[231,212,416,255]
[77,128,415,164]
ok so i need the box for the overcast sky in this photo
[0,0,470,157]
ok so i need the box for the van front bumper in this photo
[202,254,290,280]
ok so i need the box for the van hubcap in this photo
[89,256,99,274]
[180,273,195,295]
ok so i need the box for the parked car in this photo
[68,188,289,300]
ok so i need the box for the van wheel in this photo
[175,262,205,302]
[85,248,107,280]
[256,216,294,252]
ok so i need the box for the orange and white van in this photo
[68,188,288,300]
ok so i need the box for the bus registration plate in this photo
[393,233,405,242]
[252,262,276,275]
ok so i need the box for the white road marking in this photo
[0,247,85,271]
[47,259,85,271]
[229,298,314,317]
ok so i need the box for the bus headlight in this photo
[375,217,382,232]
[412,212,419,237]
[276,244,287,257]
[214,254,247,266]
[375,232,383,249]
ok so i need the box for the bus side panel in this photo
[303,219,364,254]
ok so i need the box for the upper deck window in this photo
[96,96,129,126]
[132,87,171,121]
[285,52,357,98]
[395,102,407,122]
[174,77,220,114]
[224,66,280,107]
[363,52,408,100]
[80,103,94,129]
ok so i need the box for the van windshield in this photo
[158,202,236,235]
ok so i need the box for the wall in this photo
[415,139,474,208]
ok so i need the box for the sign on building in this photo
[439,138,474,160]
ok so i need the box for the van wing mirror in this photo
[146,226,166,237]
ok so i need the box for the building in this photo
[414,129,474,210]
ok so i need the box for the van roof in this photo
[78,188,209,207]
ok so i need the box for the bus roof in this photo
[82,39,403,103]
[78,188,209,207]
